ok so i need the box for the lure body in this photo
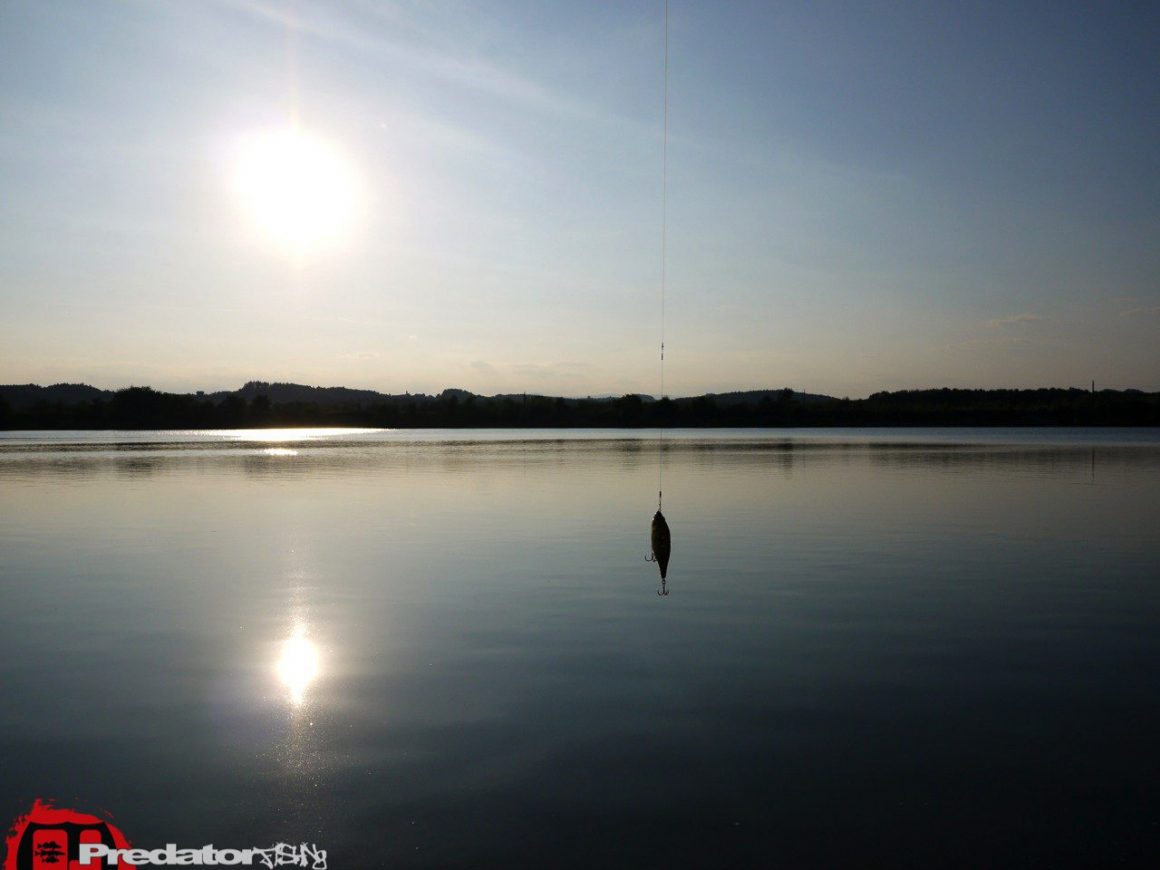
[650,510,671,579]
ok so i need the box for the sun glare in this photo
[233,127,362,253]
[276,633,320,706]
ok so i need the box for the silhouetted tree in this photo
[250,394,271,424]
[219,394,247,427]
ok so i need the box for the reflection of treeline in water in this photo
[2,382,1158,429]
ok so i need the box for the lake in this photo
[1,428,1158,868]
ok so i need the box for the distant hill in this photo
[2,381,1157,428]
[0,383,112,410]
[0,381,837,410]
[705,389,833,406]
[222,381,419,407]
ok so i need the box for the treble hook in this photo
[657,578,669,597]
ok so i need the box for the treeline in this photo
[1,385,1158,429]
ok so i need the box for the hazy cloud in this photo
[960,335,1029,349]
[213,0,596,121]
[511,361,593,379]
[986,313,1045,328]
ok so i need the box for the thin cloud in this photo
[986,313,1045,328]
[511,361,593,378]
[959,335,1028,349]
[211,0,604,123]
[339,350,382,361]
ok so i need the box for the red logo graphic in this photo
[5,800,133,870]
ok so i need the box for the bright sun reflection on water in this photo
[213,428,381,443]
[261,447,299,457]
[276,634,320,706]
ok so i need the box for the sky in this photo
[1,1,1157,398]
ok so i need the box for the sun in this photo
[233,127,363,253]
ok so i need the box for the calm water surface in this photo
[2,429,1158,867]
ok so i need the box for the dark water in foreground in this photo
[1,429,1158,868]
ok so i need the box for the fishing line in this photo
[658,0,668,513]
